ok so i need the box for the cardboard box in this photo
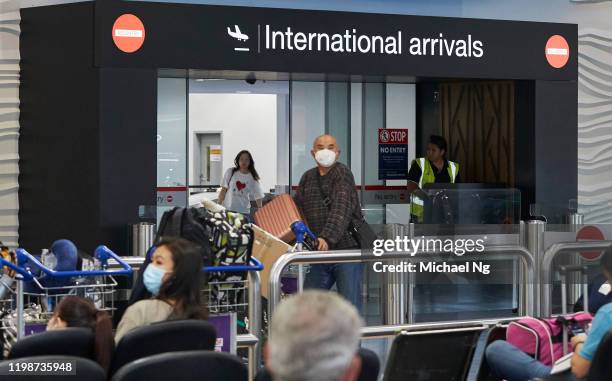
[251,224,292,298]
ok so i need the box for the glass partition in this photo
[412,186,521,236]
[290,81,325,186]
[157,78,187,187]
[156,78,187,223]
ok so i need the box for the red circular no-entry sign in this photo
[166,195,174,203]
[545,35,569,69]
[112,14,145,53]
[576,225,605,261]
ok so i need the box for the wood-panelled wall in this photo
[440,81,515,186]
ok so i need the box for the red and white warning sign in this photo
[112,14,145,53]
[157,187,187,207]
[545,35,569,69]
[576,225,605,261]
[378,129,408,145]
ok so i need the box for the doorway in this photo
[187,79,289,206]
[194,132,222,186]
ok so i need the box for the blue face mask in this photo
[143,264,167,296]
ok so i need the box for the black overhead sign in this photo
[94,0,577,81]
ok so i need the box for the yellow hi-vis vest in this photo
[410,158,459,221]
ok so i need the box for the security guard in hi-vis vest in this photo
[406,135,459,223]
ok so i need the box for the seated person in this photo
[265,290,363,381]
[115,237,206,343]
[574,273,612,314]
[29,296,112,372]
[485,247,612,381]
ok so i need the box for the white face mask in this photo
[314,149,337,167]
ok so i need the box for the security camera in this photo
[245,75,256,85]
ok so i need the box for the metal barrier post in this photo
[295,242,304,293]
[567,213,584,309]
[248,270,262,379]
[541,240,612,316]
[382,224,409,325]
[560,270,570,354]
[407,223,415,324]
[513,221,525,313]
[526,219,546,316]
[16,279,24,339]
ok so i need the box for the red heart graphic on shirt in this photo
[236,181,246,191]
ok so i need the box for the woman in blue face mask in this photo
[115,238,206,343]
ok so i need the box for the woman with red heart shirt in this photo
[218,150,264,218]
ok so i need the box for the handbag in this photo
[315,173,377,250]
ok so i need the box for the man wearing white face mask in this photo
[294,134,364,310]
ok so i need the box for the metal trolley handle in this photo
[0,257,33,281]
[291,221,316,246]
[15,245,133,278]
[202,257,264,273]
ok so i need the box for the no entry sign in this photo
[545,35,569,69]
[378,129,408,180]
[112,14,145,53]
[576,225,605,261]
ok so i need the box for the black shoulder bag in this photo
[315,173,377,250]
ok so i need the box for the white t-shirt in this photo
[221,168,264,214]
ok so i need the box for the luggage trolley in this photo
[0,255,28,349]
[6,245,133,340]
[202,257,264,317]
[201,257,263,375]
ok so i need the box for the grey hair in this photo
[268,291,362,381]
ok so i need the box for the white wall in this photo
[188,93,278,194]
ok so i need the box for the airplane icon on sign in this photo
[227,25,249,41]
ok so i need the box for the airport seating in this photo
[254,347,380,381]
[0,355,105,381]
[358,347,381,381]
[382,326,489,381]
[110,319,216,375]
[465,327,497,381]
[111,350,247,381]
[8,327,94,360]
